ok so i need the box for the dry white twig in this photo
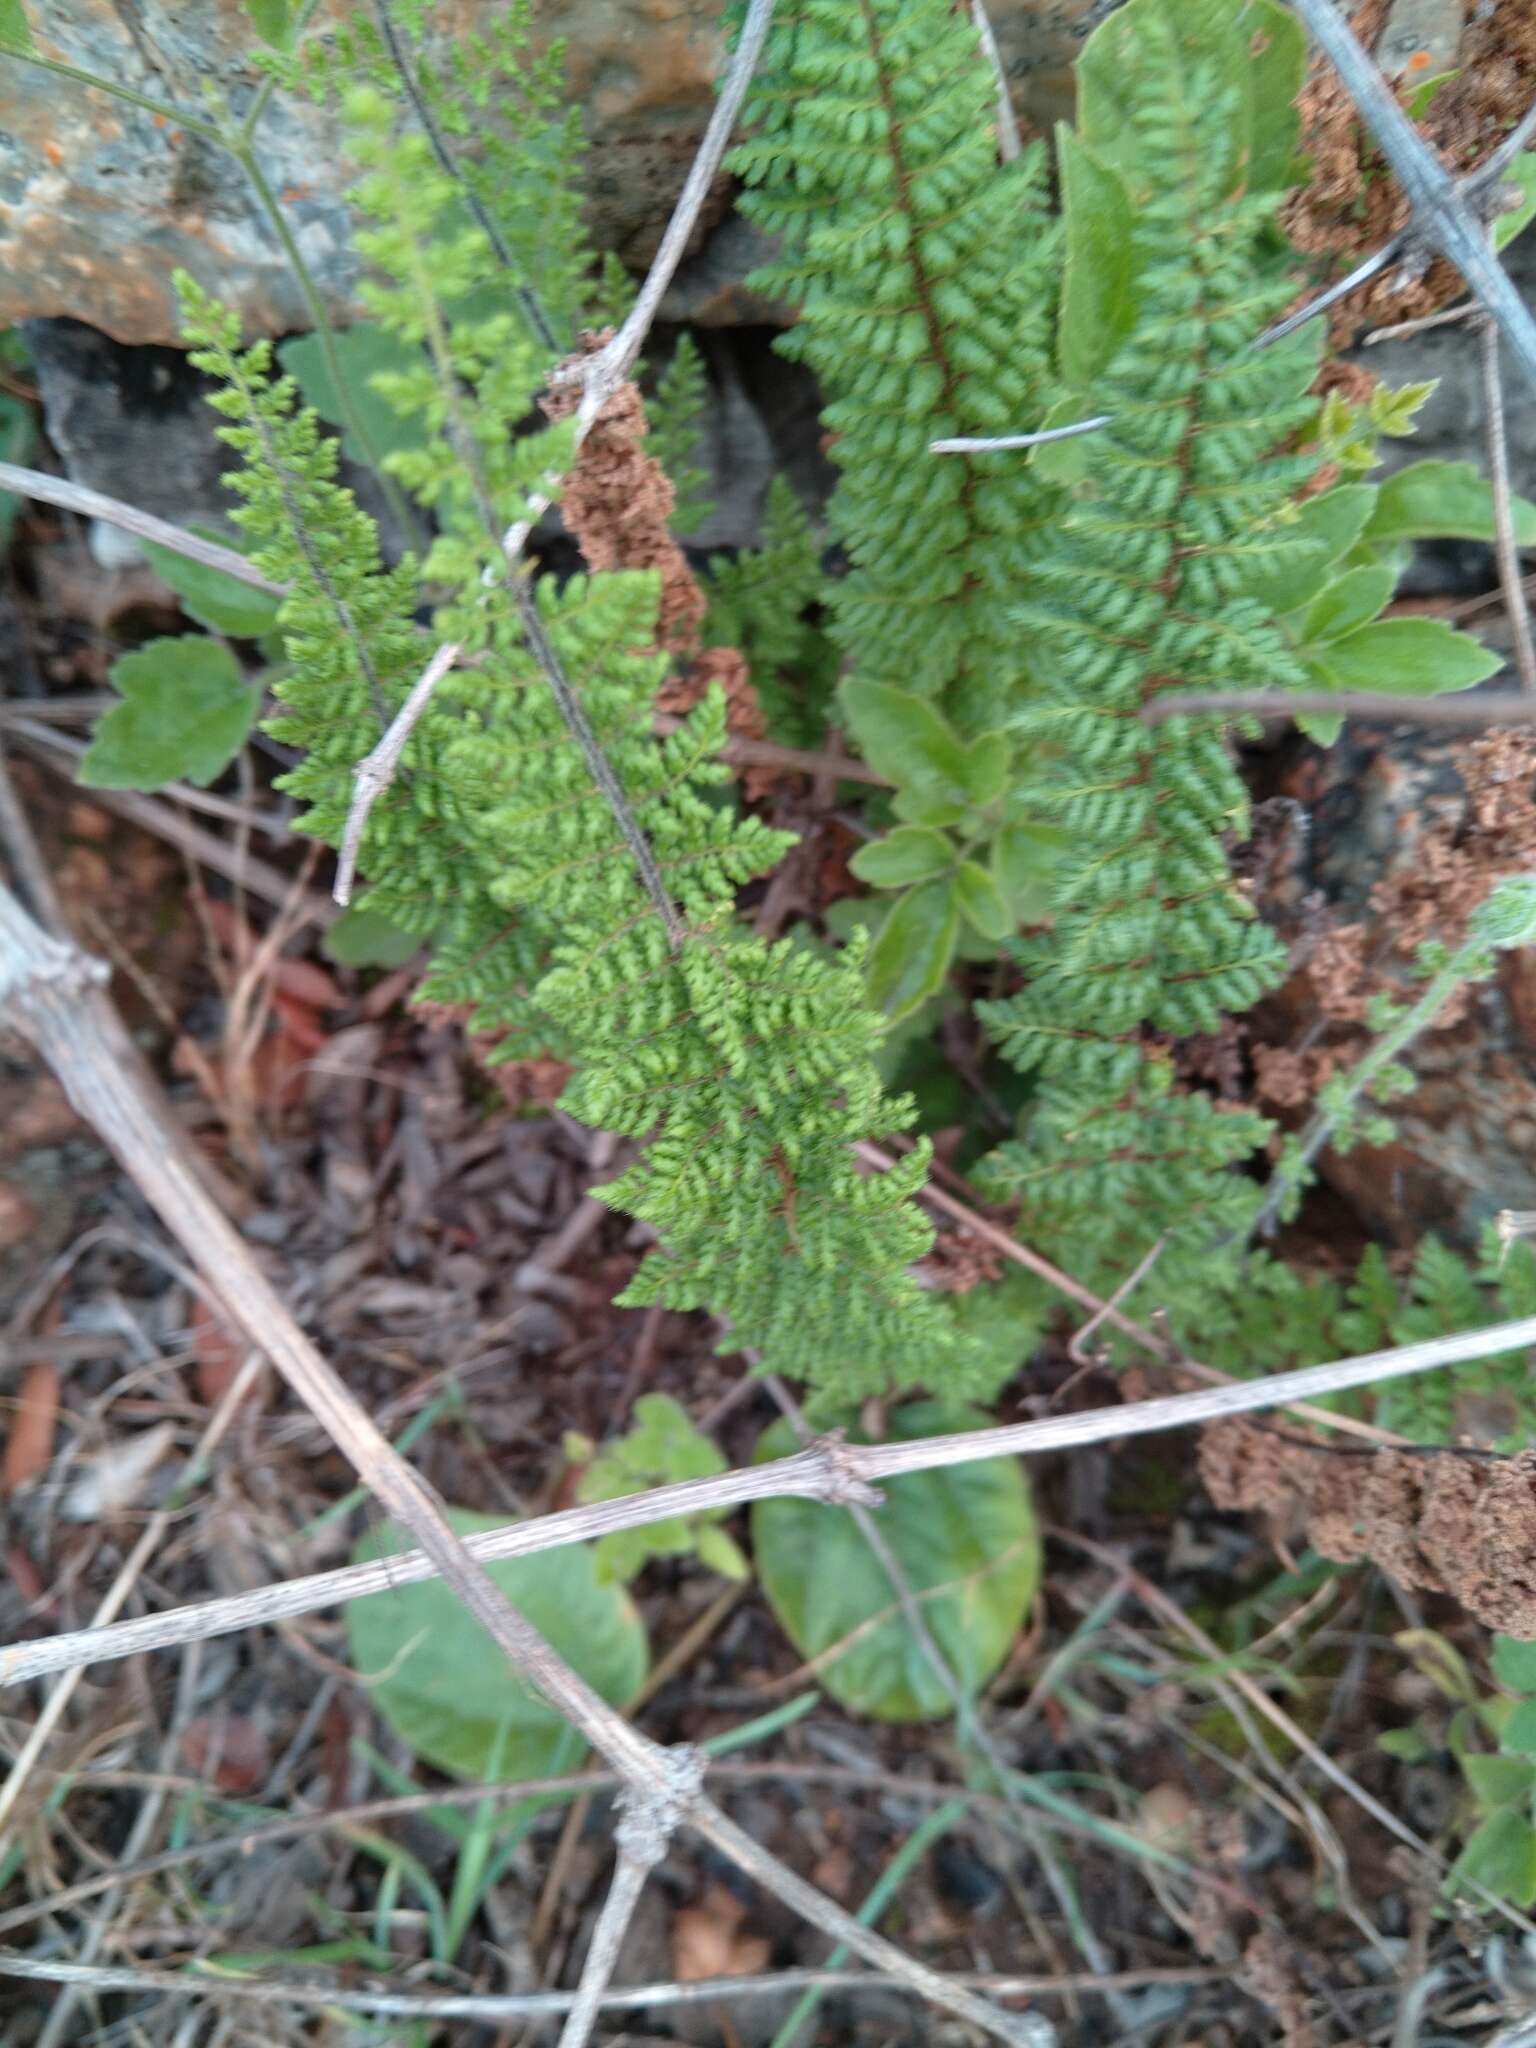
[1143,688,1536,727]
[969,0,1021,163]
[7,1302,1532,1690]
[1284,0,1536,392]
[1478,313,1536,695]
[332,638,460,907]
[0,460,286,595]
[0,1951,1200,2023]
[557,1751,704,2048]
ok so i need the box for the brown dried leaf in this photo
[3,1361,59,1493]
[671,1884,772,1982]
[179,1712,271,1796]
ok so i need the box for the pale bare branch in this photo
[7,1298,1531,1690]
[970,0,1022,163]
[1283,0,1536,392]
[332,638,460,907]
[931,414,1112,456]
[1143,688,1536,727]
[1479,315,1536,694]
[0,1951,1210,2023]
[0,459,286,596]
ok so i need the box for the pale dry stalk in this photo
[0,883,1041,2048]
[9,1294,1534,1691]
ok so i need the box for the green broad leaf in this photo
[866,881,959,1022]
[80,637,258,791]
[1501,1701,1536,1758]
[959,731,1010,808]
[1076,0,1305,199]
[993,822,1065,924]
[952,860,1013,942]
[1495,1636,1536,1694]
[0,0,33,51]
[1233,485,1378,616]
[1296,563,1396,645]
[1494,153,1536,254]
[140,538,283,639]
[1465,1752,1536,1807]
[1305,617,1503,698]
[841,679,974,825]
[346,1507,649,1781]
[1027,396,1098,488]
[1405,67,1459,120]
[1364,459,1536,547]
[243,0,295,49]
[278,324,427,473]
[1056,127,1140,388]
[848,826,954,890]
[0,388,31,550]
[323,903,424,969]
[1378,1726,1432,1764]
[694,1524,751,1582]
[1448,1807,1536,1908]
[751,1403,1040,1722]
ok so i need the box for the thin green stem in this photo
[0,43,222,140]
[1254,940,1494,1239]
[231,138,427,550]
[768,1801,969,2048]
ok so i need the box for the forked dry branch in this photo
[0,880,1047,2047]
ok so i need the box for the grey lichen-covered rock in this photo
[0,0,1117,345]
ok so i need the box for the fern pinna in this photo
[177,87,982,1412]
[729,0,1061,741]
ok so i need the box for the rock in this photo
[23,312,413,563]
[1257,713,1536,1248]
[22,317,248,559]
[0,0,1119,345]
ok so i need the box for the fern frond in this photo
[730,0,1062,737]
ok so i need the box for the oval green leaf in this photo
[952,860,1013,941]
[1502,1700,1536,1759]
[323,902,425,969]
[1305,616,1503,698]
[1296,563,1395,646]
[1448,1806,1536,1908]
[865,881,959,1021]
[751,1402,1040,1722]
[345,1508,649,1781]
[993,822,1063,923]
[840,678,972,821]
[140,537,282,639]
[848,826,954,890]
[1363,459,1536,547]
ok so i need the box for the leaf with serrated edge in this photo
[80,637,258,790]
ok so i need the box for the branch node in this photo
[814,1430,884,1509]
[616,1742,705,1867]
[0,927,110,1020]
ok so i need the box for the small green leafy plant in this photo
[1387,1630,1536,1911]
[565,1393,751,1586]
